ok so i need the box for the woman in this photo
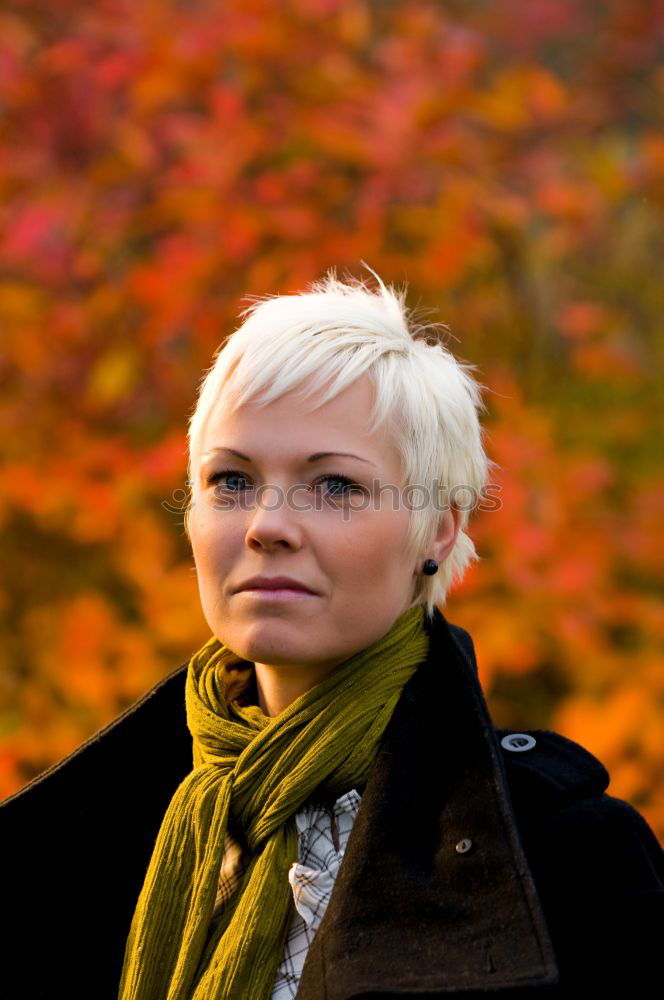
[1,267,662,1000]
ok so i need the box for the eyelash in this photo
[206,468,362,498]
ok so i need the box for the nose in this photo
[244,484,303,552]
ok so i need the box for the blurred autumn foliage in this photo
[0,0,662,839]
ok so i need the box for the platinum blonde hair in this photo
[184,265,496,621]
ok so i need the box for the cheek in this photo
[333,511,411,584]
[190,511,238,576]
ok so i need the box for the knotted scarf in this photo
[118,604,429,1000]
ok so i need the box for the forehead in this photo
[198,375,402,472]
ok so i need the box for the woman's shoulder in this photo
[0,661,191,821]
[496,725,664,985]
[496,726,610,811]
[496,723,662,856]
[440,612,663,876]
[497,725,663,916]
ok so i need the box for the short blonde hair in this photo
[185,265,496,620]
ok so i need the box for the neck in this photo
[254,659,343,717]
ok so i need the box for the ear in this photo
[428,505,462,566]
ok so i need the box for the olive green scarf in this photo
[118,604,429,1000]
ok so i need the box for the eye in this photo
[206,469,251,492]
[314,473,364,498]
[204,469,365,500]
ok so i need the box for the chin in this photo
[227,618,313,666]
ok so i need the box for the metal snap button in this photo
[500,733,537,752]
[455,838,473,854]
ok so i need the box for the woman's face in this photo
[189,373,452,697]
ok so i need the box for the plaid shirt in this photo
[208,788,363,998]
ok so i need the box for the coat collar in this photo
[296,608,560,998]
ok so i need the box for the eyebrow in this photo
[201,447,377,467]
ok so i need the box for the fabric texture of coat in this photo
[1,608,662,999]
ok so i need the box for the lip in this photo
[234,575,318,595]
[236,588,315,602]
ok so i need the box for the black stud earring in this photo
[422,559,438,576]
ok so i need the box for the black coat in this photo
[1,609,662,999]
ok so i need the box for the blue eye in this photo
[207,469,250,491]
[205,470,364,500]
[315,473,360,497]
